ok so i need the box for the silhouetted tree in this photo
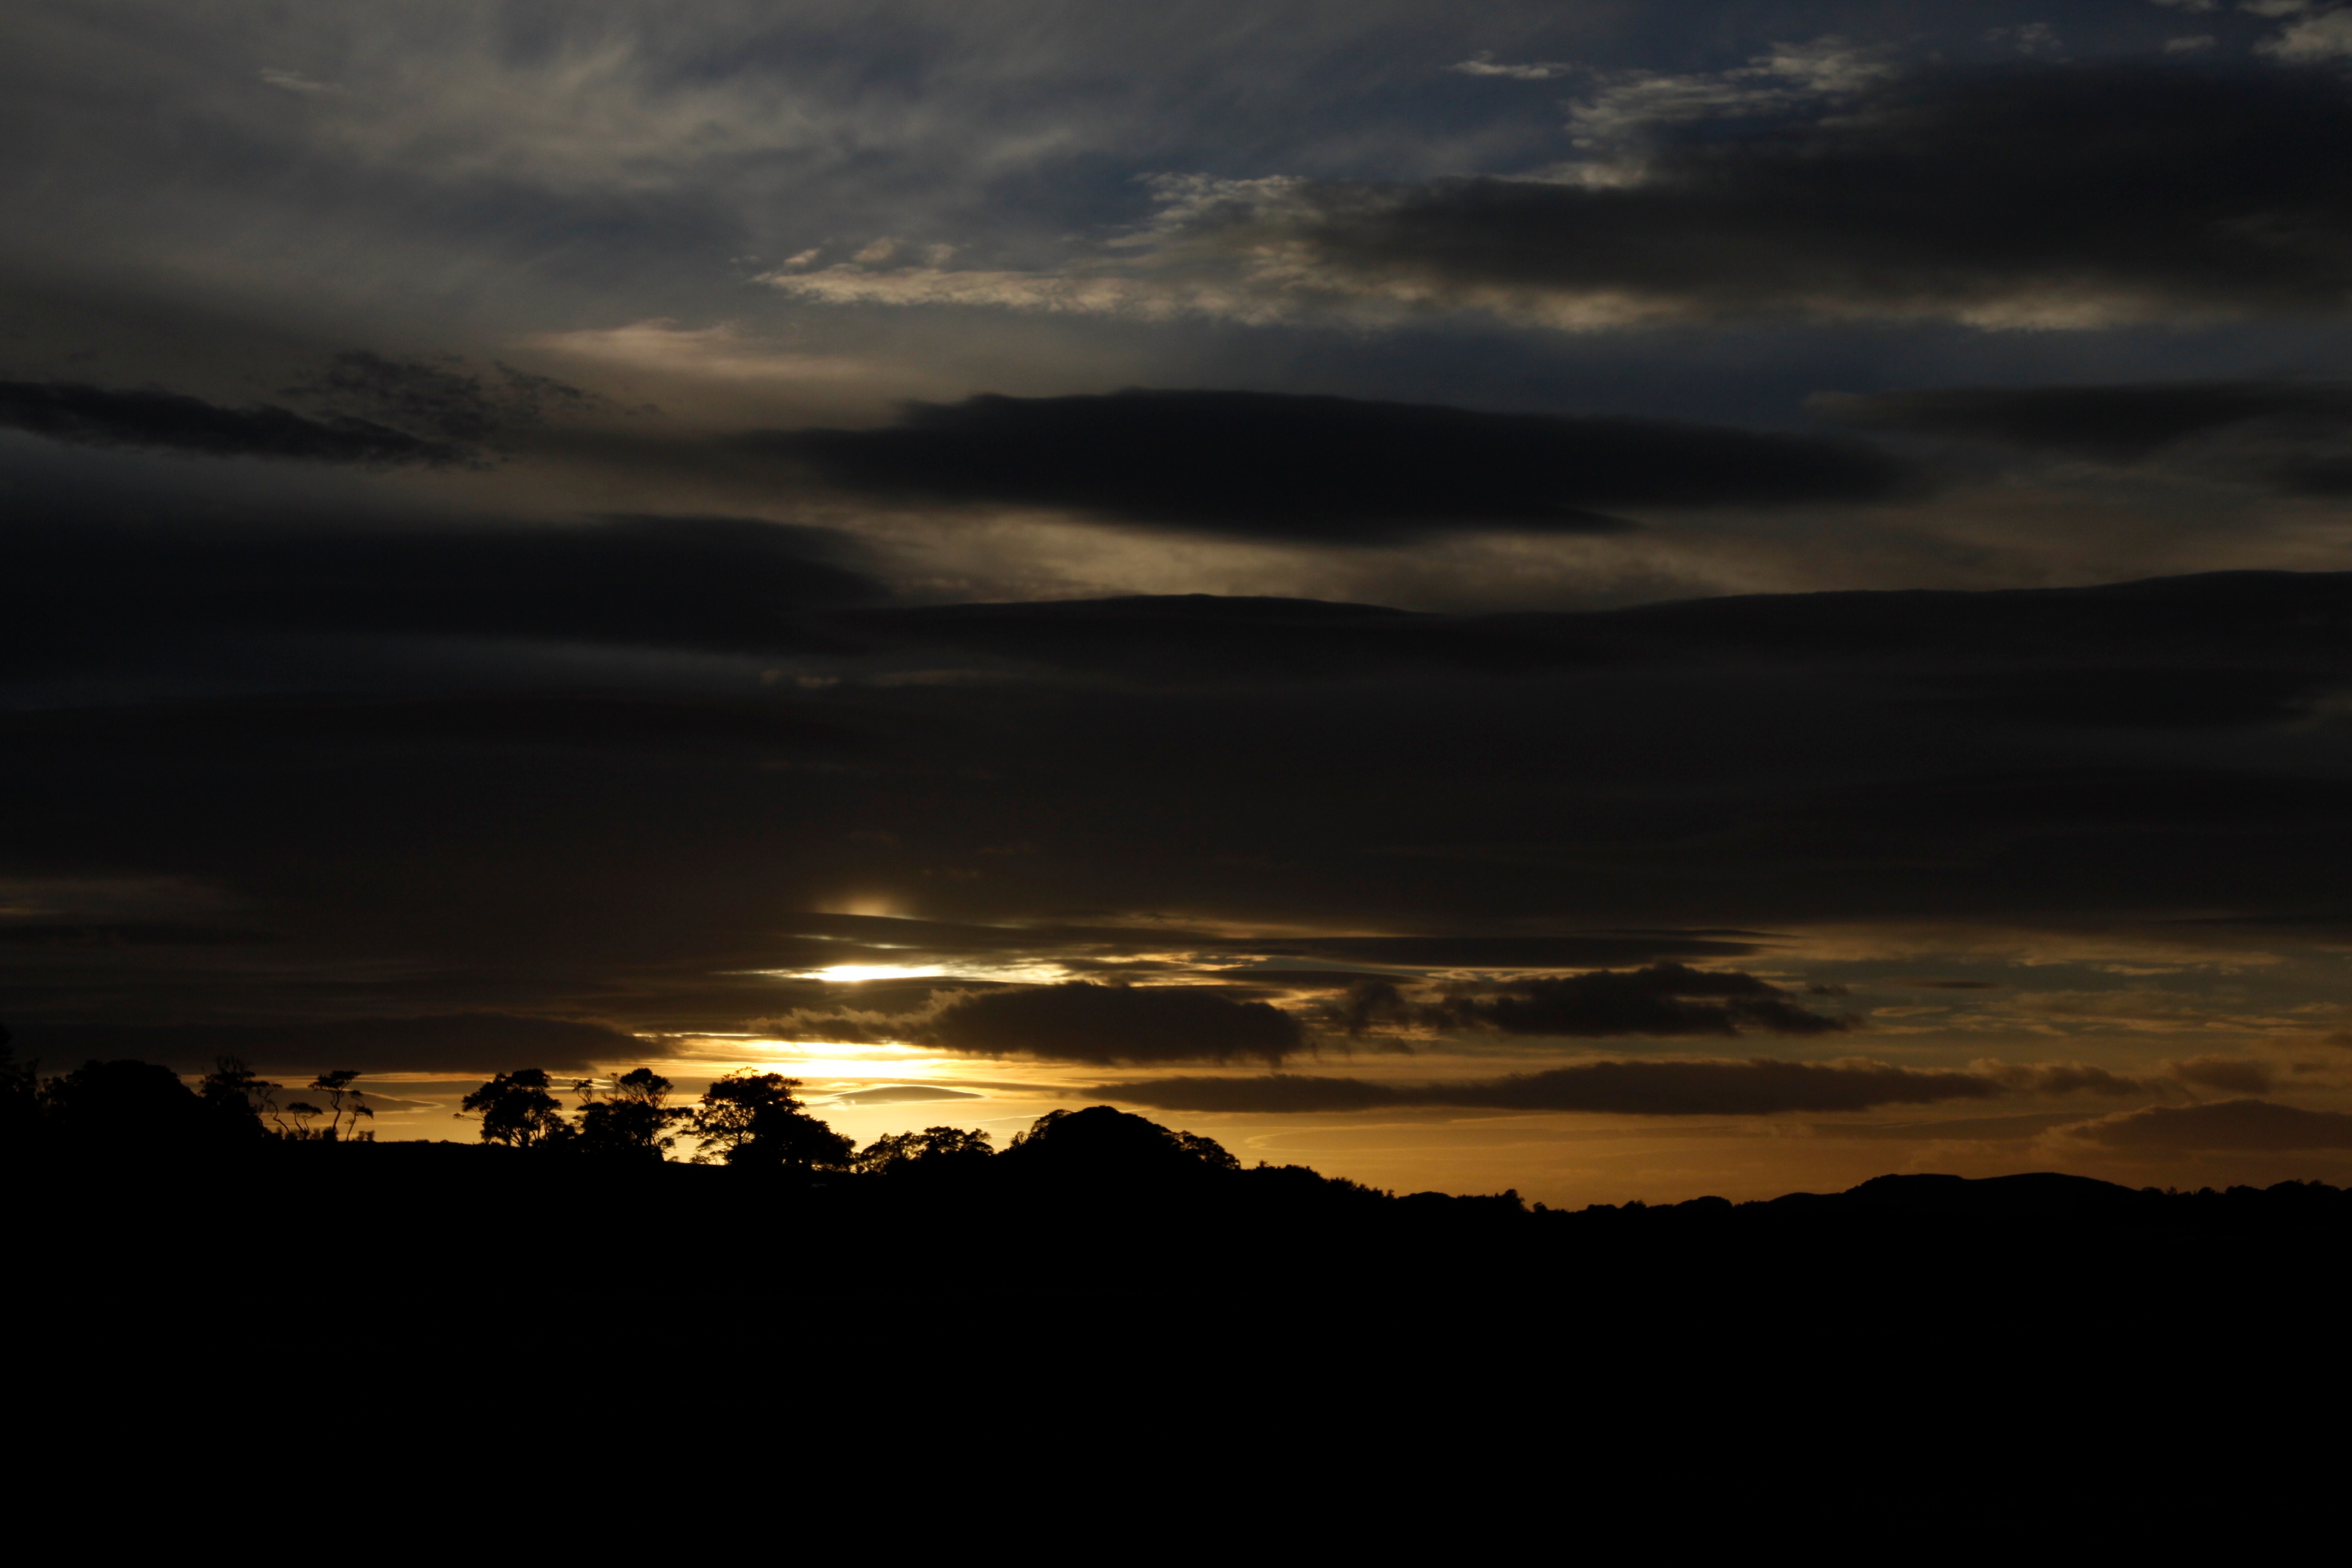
[308,1070,373,1141]
[196,1057,272,1141]
[39,1059,212,1147]
[573,1067,682,1160]
[1004,1106,1239,1181]
[689,1071,852,1171]
[460,1068,571,1149]
[0,1026,37,1148]
[284,1101,322,1139]
[1176,1131,1240,1171]
[854,1125,994,1177]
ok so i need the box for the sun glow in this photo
[809,963,944,982]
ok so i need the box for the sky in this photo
[7,0,2352,1202]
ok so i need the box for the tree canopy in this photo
[459,1069,568,1149]
[572,1067,682,1160]
[686,1071,853,1171]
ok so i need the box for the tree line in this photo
[457,1064,1229,1178]
[0,1029,1248,1183]
[14,1027,2352,1243]
[0,1027,375,1147]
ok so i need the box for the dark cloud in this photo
[1906,666,2337,731]
[1316,980,1417,1042]
[1105,1058,2004,1116]
[0,380,463,465]
[1818,382,2352,463]
[840,569,2352,688]
[5,569,2352,1045]
[1,512,883,665]
[1174,61,2352,325]
[1429,964,1853,1038]
[741,913,1761,974]
[2062,1098,2352,1152]
[922,981,1304,1065]
[2167,1056,2279,1096]
[1254,933,1769,967]
[0,692,861,760]
[1977,1062,2145,1097]
[288,351,604,448]
[1821,380,2352,497]
[823,1084,983,1105]
[21,1013,646,1075]
[0,922,271,948]
[741,389,1916,542]
[755,1012,902,1045]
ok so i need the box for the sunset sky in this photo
[8,0,2352,1202]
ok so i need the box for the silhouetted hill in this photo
[10,1056,2348,1347]
[15,1123,2351,1326]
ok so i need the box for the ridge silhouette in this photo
[10,1043,2352,1341]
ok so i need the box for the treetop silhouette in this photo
[573,1066,683,1160]
[458,1068,568,1149]
[1003,1105,1239,1179]
[686,1070,853,1170]
[855,1125,994,1177]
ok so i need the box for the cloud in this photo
[1315,980,1417,1042]
[1448,54,1573,82]
[2258,9,2352,59]
[1250,933,1769,966]
[1973,1061,2146,1096]
[2168,1055,2280,1094]
[752,1010,904,1044]
[9,566,2352,1058]
[2,512,884,660]
[1821,380,2352,457]
[287,351,604,448]
[24,1014,647,1074]
[258,67,341,95]
[1105,1056,2005,1115]
[1550,38,1899,155]
[823,1084,983,1104]
[2060,1098,2352,1150]
[0,381,464,466]
[1429,964,1853,1037]
[0,922,270,948]
[1239,62,2352,328]
[775,61,2352,331]
[922,980,1304,1065]
[1982,24,2064,58]
[739,389,1917,543]
[840,573,2352,712]
[1818,380,2352,494]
